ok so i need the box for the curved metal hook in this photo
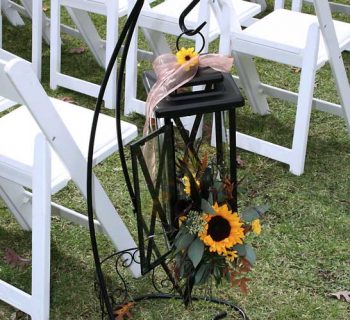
[179,0,207,36]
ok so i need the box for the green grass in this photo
[1,1,350,319]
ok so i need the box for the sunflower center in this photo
[207,216,231,241]
[185,55,191,61]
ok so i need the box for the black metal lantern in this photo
[132,67,244,275]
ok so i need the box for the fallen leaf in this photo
[232,277,251,295]
[69,47,86,54]
[328,291,350,303]
[4,249,31,269]
[43,5,49,12]
[291,66,301,73]
[10,310,29,319]
[236,155,245,167]
[60,96,77,104]
[113,302,135,320]
[222,177,234,200]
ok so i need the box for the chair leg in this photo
[233,52,270,115]
[1,0,24,26]
[31,0,42,79]
[50,0,61,90]
[31,134,51,320]
[211,52,269,146]
[314,0,350,134]
[289,24,320,175]
[104,1,119,109]
[65,7,105,67]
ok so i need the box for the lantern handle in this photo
[178,0,207,37]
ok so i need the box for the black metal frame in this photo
[87,0,248,319]
[130,124,177,274]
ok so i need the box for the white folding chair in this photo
[50,0,132,109]
[125,0,263,117]
[0,49,140,282]
[0,134,51,320]
[1,0,43,77]
[217,0,350,175]
[1,0,95,79]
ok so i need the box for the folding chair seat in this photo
[125,0,263,118]
[217,0,350,175]
[0,49,140,317]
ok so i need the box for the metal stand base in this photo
[95,248,250,320]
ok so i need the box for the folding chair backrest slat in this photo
[0,54,25,104]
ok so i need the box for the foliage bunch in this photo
[172,153,268,293]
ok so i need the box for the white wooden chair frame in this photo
[0,51,140,320]
[0,134,51,320]
[50,0,130,109]
[217,0,350,175]
[1,0,42,77]
[1,0,94,80]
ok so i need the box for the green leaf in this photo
[195,263,211,285]
[201,199,216,215]
[174,233,195,254]
[180,259,193,278]
[187,238,204,268]
[232,244,246,257]
[245,244,256,266]
[241,204,269,222]
[208,192,214,205]
[174,226,188,244]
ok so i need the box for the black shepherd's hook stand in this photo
[87,0,249,319]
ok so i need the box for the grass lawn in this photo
[0,1,349,319]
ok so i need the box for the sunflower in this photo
[199,203,245,258]
[176,47,198,71]
[182,175,200,196]
[251,219,261,235]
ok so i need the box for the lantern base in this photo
[96,248,249,320]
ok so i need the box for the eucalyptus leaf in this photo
[174,226,188,244]
[208,192,214,205]
[201,199,216,215]
[174,233,195,254]
[241,204,269,222]
[180,259,193,278]
[187,238,205,268]
[245,244,256,266]
[232,244,246,257]
[195,263,211,285]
